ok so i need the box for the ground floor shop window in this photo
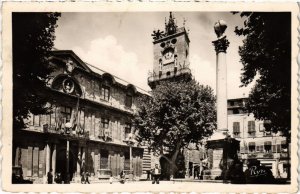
[248,142,256,153]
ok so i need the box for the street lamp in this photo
[123,133,135,179]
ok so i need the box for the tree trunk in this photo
[169,141,182,178]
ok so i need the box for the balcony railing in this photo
[243,152,275,159]
[148,67,191,83]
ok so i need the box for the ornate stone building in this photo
[13,50,149,183]
[227,98,289,178]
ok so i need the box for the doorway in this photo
[55,141,77,183]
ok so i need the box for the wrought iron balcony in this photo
[147,67,191,84]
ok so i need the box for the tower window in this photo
[166,71,171,76]
[186,50,188,57]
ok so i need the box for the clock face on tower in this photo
[162,48,174,65]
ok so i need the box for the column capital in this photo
[212,36,230,53]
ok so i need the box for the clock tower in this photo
[148,12,192,89]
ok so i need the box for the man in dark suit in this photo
[151,164,161,184]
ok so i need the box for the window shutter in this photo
[248,121,251,132]
[240,146,245,153]
[109,121,112,138]
[276,144,281,153]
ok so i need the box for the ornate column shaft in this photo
[213,36,230,133]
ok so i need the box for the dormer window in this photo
[125,85,136,108]
[125,94,133,108]
[101,85,110,101]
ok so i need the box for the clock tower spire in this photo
[149,12,191,89]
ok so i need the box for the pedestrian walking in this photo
[109,174,113,184]
[151,164,161,184]
[47,169,53,184]
[81,172,85,184]
[84,172,90,184]
[55,173,62,184]
[119,170,125,184]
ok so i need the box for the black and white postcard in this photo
[1,2,298,193]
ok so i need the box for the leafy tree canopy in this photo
[234,12,291,137]
[134,79,216,161]
[13,12,61,130]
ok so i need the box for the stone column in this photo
[66,140,70,183]
[45,143,51,174]
[82,146,86,172]
[51,144,56,175]
[129,146,132,171]
[203,20,239,181]
[77,147,82,176]
[212,20,230,133]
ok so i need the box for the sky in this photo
[54,12,255,99]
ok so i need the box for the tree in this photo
[234,12,291,138]
[133,79,216,176]
[13,12,61,130]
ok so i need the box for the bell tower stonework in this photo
[148,12,192,89]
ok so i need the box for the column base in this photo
[204,134,240,181]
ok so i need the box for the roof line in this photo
[85,62,150,94]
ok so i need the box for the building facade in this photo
[227,98,290,178]
[13,50,149,183]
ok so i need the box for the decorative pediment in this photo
[102,73,116,85]
[50,50,92,73]
[51,74,83,97]
[126,84,137,95]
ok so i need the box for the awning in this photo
[248,142,255,146]
[264,141,272,146]
[281,140,287,145]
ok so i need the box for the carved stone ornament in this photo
[212,36,230,53]
[62,77,75,94]
[214,20,227,38]
[65,59,75,74]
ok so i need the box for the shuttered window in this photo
[248,121,255,132]
[233,122,240,137]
